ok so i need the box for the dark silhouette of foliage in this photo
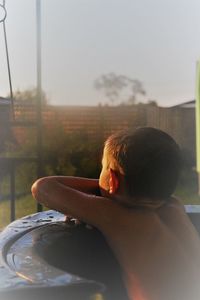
[94,73,146,105]
[13,87,48,105]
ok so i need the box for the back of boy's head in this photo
[105,127,182,199]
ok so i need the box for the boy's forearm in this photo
[32,178,92,219]
[31,177,115,227]
[42,176,100,195]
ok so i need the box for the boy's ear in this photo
[109,168,120,194]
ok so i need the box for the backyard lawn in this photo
[0,194,41,230]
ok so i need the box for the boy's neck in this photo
[113,194,167,210]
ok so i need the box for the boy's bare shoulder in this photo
[156,196,185,215]
[168,196,185,208]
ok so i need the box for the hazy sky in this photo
[0,0,200,107]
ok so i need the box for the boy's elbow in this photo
[31,177,50,202]
[31,178,42,198]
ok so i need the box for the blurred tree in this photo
[147,100,158,106]
[42,128,102,178]
[136,100,158,107]
[94,73,127,105]
[94,73,146,105]
[13,87,48,105]
[9,127,102,197]
[127,78,146,105]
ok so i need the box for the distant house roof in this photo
[0,97,12,106]
[171,100,195,108]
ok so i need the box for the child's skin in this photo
[32,145,200,300]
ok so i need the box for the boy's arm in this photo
[31,177,117,229]
[42,176,100,195]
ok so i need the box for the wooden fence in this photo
[11,103,195,158]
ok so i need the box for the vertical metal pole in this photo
[10,160,15,222]
[195,61,200,196]
[198,174,200,197]
[36,0,43,211]
[2,0,14,120]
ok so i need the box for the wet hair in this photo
[104,127,182,199]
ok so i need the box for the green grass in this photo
[174,169,200,205]
[175,188,200,205]
[0,194,38,230]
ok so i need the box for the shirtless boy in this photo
[32,127,200,300]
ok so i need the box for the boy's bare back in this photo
[99,197,200,300]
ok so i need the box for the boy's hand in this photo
[64,215,82,225]
[64,215,93,229]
